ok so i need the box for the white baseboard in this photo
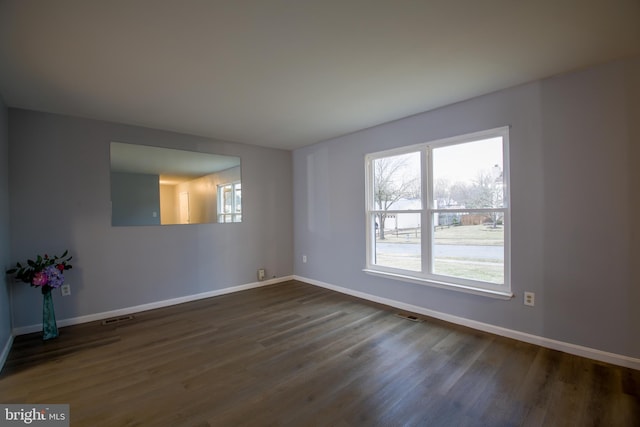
[294,275,640,371]
[9,274,638,371]
[12,276,292,336]
[0,333,14,373]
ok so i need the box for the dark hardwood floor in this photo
[1,280,638,426]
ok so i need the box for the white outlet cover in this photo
[524,292,535,306]
[61,284,71,296]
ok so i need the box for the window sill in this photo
[362,268,514,300]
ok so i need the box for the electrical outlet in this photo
[302,255,307,263]
[524,291,535,307]
[61,284,71,296]
[257,269,265,281]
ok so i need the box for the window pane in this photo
[223,185,233,213]
[433,138,504,210]
[372,152,421,210]
[235,184,242,213]
[432,212,504,284]
[374,212,421,271]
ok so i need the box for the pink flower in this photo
[32,271,48,286]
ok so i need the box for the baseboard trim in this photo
[294,275,640,371]
[10,275,638,371]
[12,276,292,336]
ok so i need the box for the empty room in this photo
[1,1,639,426]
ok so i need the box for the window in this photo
[218,181,242,223]
[365,127,511,298]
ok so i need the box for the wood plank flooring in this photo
[1,280,638,426]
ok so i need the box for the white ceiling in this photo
[1,1,638,150]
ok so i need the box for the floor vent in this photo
[102,315,135,325]
[395,313,422,322]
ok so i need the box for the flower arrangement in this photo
[6,250,73,294]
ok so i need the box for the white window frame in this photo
[364,127,512,299]
[217,181,242,223]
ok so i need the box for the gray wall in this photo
[293,57,640,359]
[111,172,161,226]
[0,95,11,351]
[8,109,293,328]
[630,58,640,362]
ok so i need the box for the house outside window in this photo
[365,127,511,298]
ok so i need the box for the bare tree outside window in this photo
[372,152,420,240]
[435,165,504,227]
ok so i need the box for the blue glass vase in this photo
[42,288,59,340]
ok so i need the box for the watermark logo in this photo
[1,405,69,426]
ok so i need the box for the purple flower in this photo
[44,265,65,288]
